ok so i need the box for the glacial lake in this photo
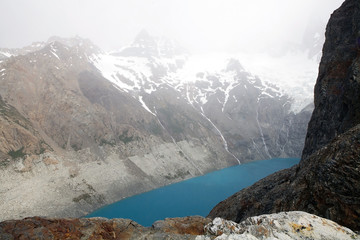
[86,158,299,226]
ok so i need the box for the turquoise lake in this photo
[86,158,299,226]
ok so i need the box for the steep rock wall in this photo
[208,0,360,231]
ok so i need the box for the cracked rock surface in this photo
[1,212,358,240]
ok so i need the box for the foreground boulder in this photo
[0,216,211,240]
[0,212,358,240]
[202,211,359,240]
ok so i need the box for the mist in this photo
[0,0,344,53]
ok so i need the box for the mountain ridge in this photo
[0,28,315,220]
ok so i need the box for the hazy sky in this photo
[1,0,344,53]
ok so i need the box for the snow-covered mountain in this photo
[0,31,318,220]
[88,30,317,161]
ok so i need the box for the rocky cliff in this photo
[302,0,360,159]
[209,124,360,230]
[209,0,360,231]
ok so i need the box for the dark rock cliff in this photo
[302,0,360,159]
[209,0,360,231]
[209,124,360,230]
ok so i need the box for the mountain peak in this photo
[47,35,88,47]
[115,30,185,58]
[225,58,244,73]
[133,29,154,45]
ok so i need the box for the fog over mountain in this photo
[1,0,343,53]
[3,1,360,238]
[0,3,330,219]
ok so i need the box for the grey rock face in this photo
[187,61,312,162]
[208,0,360,231]
[0,96,50,164]
[302,0,360,159]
